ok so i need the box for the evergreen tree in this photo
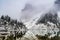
[1,15,4,19]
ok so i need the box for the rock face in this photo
[28,10,60,36]
[30,22,59,36]
[55,0,60,4]
[36,11,58,25]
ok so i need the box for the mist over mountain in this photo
[27,8,60,36]
[55,0,60,11]
[22,4,34,11]
[55,0,60,4]
[20,0,57,24]
[20,3,42,22]
[20,3,34,22]
[0,0,60,40]
[36,10,58,25]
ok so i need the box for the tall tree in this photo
[1,15,4,19]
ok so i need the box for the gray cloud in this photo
[55,0,60,11]
[0,0,56,22]
[0,0,28,21]
[20,0,56,22]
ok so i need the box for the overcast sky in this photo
[0,0,28,21]
[0,0,56,21]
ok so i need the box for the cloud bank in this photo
[0,0,57,22]
[21,0,56,22]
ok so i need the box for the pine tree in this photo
[1,15,4,19]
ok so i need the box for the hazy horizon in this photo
[0,0,57,22]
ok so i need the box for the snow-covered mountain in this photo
[36,10,58,24]
[20,3,51,23]
[0,15,27,36]
[25,10,60,37]
[20,0,60,38]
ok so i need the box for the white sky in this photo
[0,0,56,21]
[0,0,28,21]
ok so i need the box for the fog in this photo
[0,0,59,22]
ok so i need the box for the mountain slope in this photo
[36,11,58,25]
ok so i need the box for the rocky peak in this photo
[36,11,58,25]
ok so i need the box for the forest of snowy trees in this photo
[0,15,27,40]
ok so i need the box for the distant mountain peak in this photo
[22,3,34,11]
[55,0,60,4]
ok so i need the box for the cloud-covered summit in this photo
[55,0,60,4]
[55,0,60,11]
[22,3,34,11]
